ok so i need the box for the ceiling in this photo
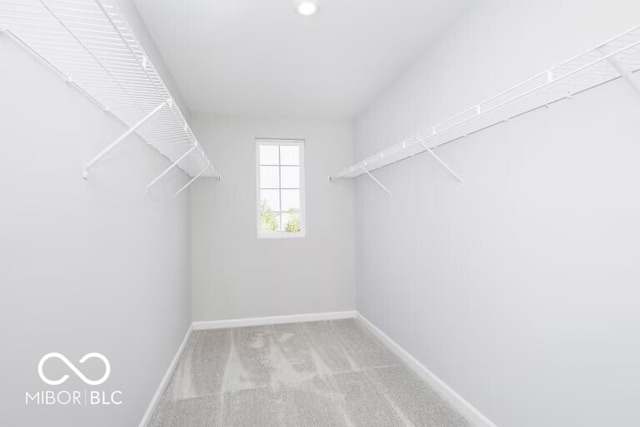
[133,0,471,118]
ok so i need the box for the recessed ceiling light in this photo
[296,1,318,16]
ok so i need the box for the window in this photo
[256,139,305,238]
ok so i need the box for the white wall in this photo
[190,115,356,321]
[0,3,192,426]
[354,1,640,426]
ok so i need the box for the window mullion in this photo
[278,146,282,232]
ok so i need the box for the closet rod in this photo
[330,26,640,182]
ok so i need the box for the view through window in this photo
[256,139,305,237]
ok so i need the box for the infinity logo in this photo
[38,353,111,386]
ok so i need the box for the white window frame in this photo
[256,139,306,239]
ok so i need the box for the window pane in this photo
[260,212,280,233]
[280,166,299,188]
[282,211,301,233]
[260,145,279,165]
[280,145,299,165]
[281,190,300,212]
[260,190,280,213]
[260,166,279,188]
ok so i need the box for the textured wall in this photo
[190,115,356,322]
[0,3,192,425]
[354,0,640,426]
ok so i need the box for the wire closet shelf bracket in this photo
[0,0,220,197]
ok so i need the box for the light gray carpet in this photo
[147,319,471,427]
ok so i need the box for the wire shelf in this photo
[331,26,640,180]
[0,0,220,183]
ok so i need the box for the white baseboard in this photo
[356,313,498,427]
[138,324,193,427]
[191,310,357,330]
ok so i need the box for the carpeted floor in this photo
[147,319,471,427]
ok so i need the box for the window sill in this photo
[258,232,306,240]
